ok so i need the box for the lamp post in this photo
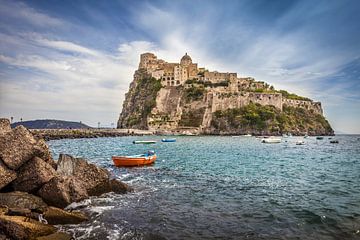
[98,122,100,129]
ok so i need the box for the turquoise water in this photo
[48,135,360,240]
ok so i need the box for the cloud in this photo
[0,32,159,126]
[0,0,64,27]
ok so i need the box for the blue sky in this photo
[0,0,359,133]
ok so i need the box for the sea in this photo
[48,135,360,240]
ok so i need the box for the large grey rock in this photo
[57,154,110,196]
[12,157,56,193]
[0,119,11,135]
[0,215,56,240]
[0,160,17,190]
[37,176,87,209]
[108,179,133,194]
[0,126,37,170]
[0,192,47,213]
[43,206,88,225]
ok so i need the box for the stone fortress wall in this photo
[138,52,323,116]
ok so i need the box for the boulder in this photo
[0,160,17,190]
[36,232,73,240]
[0,119,11,135]
[109,179,133,194]
[57,154,110,196]
[33,139,57,169]
[0,215,56,240]
[6,208,40,221]
[37,177,87,209]
[12,157,56,193]
[43,207,87,225]
[0,192,47,213]
[0,126,37,170]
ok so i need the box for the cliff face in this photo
[117,69,162,129]
[117,53,334,135]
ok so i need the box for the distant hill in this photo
[11,119,92,129]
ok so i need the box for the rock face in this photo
[37,176,88,209]
[118,53,334,135]
[0,215,56,240]
[57,154,110,196]
[43,206,88,225]
[0,161,17,190]
[0,192,48,213]
[0,119,11,134]
[0,125,38,170]
[12,157,56,193]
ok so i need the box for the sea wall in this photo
[282,98,323,115]
[211,92,283,112]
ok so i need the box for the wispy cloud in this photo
[0,0,64,27]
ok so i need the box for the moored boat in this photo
[316,136,324,140]
[261,138,281,143]
[133,140,157,144]
[161,138,176,142]
[296,140,305,145]
[330,140,339,144]
[112,151,156,167]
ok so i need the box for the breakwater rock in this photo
[0,118,132,239]
[30,128,154,141]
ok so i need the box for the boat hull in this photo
[112,155,156,167]
[133,140,156,144]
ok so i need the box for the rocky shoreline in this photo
[0,118,133,239]
[30,129,154,141]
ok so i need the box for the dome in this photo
[180,53,192,66]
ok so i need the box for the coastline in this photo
[30,128,154,141]
[29,128,335,141]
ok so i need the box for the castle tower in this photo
[180,53,192,66]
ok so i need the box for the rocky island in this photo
[118,53,333,135]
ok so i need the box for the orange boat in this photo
[112,151,156,167]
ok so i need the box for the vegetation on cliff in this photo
[183,85,206,102]
[118,74,162,129]
[211,103,333,135]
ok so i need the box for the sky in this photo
[0,0,359,133]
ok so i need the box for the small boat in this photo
[316,136,324,140]
[133,140,156,144]
[304,134,309,138]
[112,151,156,167]
[296,140,305,145]
[330,140,339,144]
[161,138,176,142]
[261,138,281,143]
[242,134,252,137]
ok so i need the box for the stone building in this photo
[138,52,199,87]
[137,52,322,115]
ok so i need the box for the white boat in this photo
[242,134,252,137]
[261,138,281,143]
[296,140,305,145]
